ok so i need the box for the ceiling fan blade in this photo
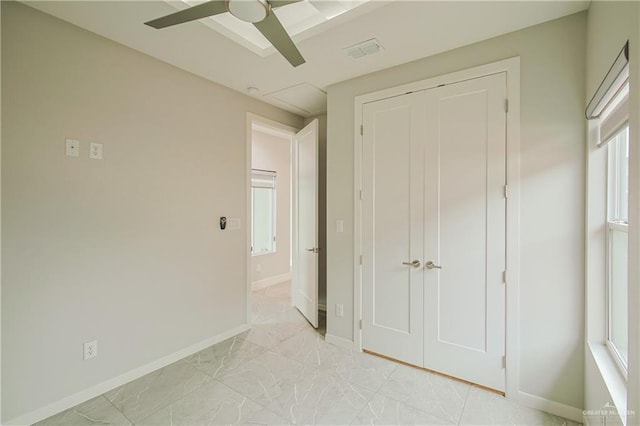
[269,0,301,8]
[253,12,305,67]
[145,1,227,29]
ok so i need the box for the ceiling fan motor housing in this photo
[226,0,270,23]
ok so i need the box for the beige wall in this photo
[326,12,586,409]
[251,130,291,284]
[1,2,303,422]
[584,1,640,422]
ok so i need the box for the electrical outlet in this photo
[89,142,103,160]
[256,264,262,272]
[84,340,98,360]
[336,304,344,317]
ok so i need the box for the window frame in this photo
[605,220,628,379]
[604,120,629,380]
[251,169,277,256]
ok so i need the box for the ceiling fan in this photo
[145,0,305,67]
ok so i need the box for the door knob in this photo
[425,261,442,270]
[402,260,421,268]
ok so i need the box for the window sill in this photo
[252,251,276,257]
[588,342,628,425]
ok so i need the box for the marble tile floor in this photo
[37,282,579,426]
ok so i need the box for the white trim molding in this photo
[6,324,251,426]
[325,333,354,350]
[352,56,521,397]
[518,391,585,423]
[251,272,291,291]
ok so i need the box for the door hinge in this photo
[360,255,363,265]
[360,125,364,136]
[359,319,363,330]
[359,189,363,200]
[504,99,509,113]
[502,355,506,369]
[503,185,508,199]
[502,270,507,284]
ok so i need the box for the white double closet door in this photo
[361,72,507,392]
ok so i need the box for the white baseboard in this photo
[517,391,584,423]
[251,272,291,291]
[325,333,354,350]
[6,324,251,426]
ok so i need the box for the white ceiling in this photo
[24,0,589,117]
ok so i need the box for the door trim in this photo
[353,57,521,398]
[246,113,298,326]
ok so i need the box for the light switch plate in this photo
[89,142,103,160]
[227,218,241,230]
[66,139,80,157]
[336,220,344,233]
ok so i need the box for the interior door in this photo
[361,92,427,366]
[360,72,507,391]
[293,119,319,327]
[423,72,507,391]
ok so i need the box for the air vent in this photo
[344,38,383,59]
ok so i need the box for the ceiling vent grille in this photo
[344,38,383,59]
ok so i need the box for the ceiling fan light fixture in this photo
[226,0,270,23]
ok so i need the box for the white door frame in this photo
[245,113,298,324]
[353,57,521,398]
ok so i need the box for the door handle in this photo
[425,261,442,270]
[402,260,421,268]
[306,247,320,253]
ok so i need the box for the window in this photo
[251,169,276,255]
[600,79,629,375]
[584,42,630,419]
[606,124,629,373]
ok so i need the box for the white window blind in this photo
[598,82,629,148]
[251,169,276,189]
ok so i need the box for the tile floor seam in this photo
[351,391,458,426]
[197,379,277,426]
[128,366,214,425]
[346,383,378,426]
[456,384,472,426]
[350,392,373,426]
[214,349,309,412]
[133,378,275,426]
[238,334,278,354]
[102,394,136,426]
[372,360,398,392]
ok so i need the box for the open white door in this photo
[293,119,319,327]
